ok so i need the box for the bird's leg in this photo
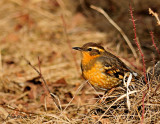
[98,89,108,104]
[100,88,115,103]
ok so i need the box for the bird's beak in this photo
[72,47,82,51]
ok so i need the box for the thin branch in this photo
[129,5,147,84]
[150,31,160,55]
[142,91,146,124]
[149,8,160,26]
[38,56,42,76]
[61,14,81,76]
[23,57,62,111]
[129,4,147,124]
[90,5,138,58]
[3,104,39,116]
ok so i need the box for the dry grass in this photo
[0,0,160,124]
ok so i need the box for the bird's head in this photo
[73,42,105,56]
[73,42,105,64]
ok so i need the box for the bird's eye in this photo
[87,48,92,51]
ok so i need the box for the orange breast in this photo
[83,61,122,89]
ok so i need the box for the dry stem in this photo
[149,8,160,26]
[95,90,138,123]
[24,57,62,111]
[129,4,147,124]
[150,31,160,55]
[61,12,81,76]
[90,5,138,58]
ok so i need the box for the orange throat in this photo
[81,52,100,65]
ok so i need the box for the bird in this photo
[72,42,138,91]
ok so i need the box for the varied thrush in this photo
[73,42,138,90]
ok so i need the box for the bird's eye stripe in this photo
[87,48,92,51]
[88,47,104,52]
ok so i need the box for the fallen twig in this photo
[23,57,62,111]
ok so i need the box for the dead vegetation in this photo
[0,0,160,123]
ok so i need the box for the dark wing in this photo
[99,56,131,79]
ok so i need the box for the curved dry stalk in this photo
[149,8,160,26]
[123,73,133,110]
[90,5,138,58]
[60,80,87,116]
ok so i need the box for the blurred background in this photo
[0,0,160,123]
